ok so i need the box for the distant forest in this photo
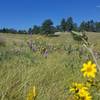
[0,17,100,34]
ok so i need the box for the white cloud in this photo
[96,5,100,8]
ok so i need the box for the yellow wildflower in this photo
[78,88,92,100]
[27,86,36,100]
[80,93,92,100]
[70,82,92,100]
[70,82,88,93]
[81,61,97,78]
[83,95,92,100]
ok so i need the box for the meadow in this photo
[0,32,100,100]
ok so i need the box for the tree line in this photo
[0,17,100,35]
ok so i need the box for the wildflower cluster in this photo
[70,82,92,100]
[69,61,97,100]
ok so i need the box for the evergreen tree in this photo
[66,17,74,31]
[79,21,86,31]
[41,19,54,35]
[80,20,96,32]
[73,23,78,31]
[95,22,100,32]
[32,25,40,34]
[88,20,95,32]
[60,18,67,32]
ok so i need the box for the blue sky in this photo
[0,0,100,30]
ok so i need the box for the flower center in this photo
[87,66,92,72]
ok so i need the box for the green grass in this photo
[0,32,100,100]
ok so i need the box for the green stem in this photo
[81,37,100,71]
[83,44,100,71]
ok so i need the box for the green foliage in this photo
[28,26,41,34]
[79,21,86,31]
[60,18,67,32]
[73,23,78,31]
[60,17,77,32]
[0,28,17,33]
[33,25,40,34]
[0,18,100,35]
[95,22,100,32]
[66,17,74,32]
[71,31,88,42]
[18,30,27,34]
[41,19,55,35]
[80,20,96,32]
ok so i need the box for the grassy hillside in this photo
[0,32,100,100]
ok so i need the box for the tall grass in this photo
[0,32,100,100]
